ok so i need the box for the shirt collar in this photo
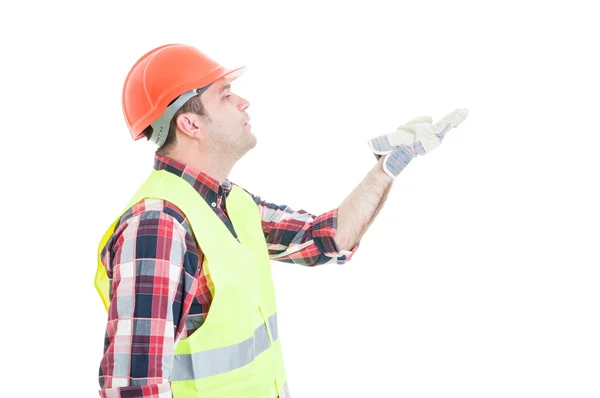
[153,154,233,202]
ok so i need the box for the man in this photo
[95,43,468,398]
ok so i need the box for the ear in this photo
[175,113,204,139]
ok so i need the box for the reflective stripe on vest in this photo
[172,313,279,381]
[279,380,291,398]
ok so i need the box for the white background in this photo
[1,1,599,397]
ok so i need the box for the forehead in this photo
[203,78,230,97]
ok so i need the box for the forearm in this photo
[362,178,392,235]
[335,157,393,251]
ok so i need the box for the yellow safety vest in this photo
[95,169,290,397]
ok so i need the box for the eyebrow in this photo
[219,84,231,93]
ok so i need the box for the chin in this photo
[245,130,257,144]
[238,136,257,156]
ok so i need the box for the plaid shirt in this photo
[98,155,359,398]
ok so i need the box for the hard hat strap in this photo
[149,85,211,148]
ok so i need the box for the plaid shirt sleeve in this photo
[98,201,200,398]
[245,190,360,265]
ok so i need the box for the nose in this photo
[237,95,250,112]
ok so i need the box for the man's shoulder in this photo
[101,198,194,255]
[99,197,201,276]
[118,197,188,226]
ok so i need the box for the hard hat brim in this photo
[222,65,246,83]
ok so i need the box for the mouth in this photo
[243,119,251,126]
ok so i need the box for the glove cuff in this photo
[383,144,415,179]
[368,134,395,155]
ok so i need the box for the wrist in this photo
[373,158,394,184]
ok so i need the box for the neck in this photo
[163,148,236,184]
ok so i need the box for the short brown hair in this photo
[142,94,207,156]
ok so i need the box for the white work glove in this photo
[368,108,469,179]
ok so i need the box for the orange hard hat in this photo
[122,43,245,147]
